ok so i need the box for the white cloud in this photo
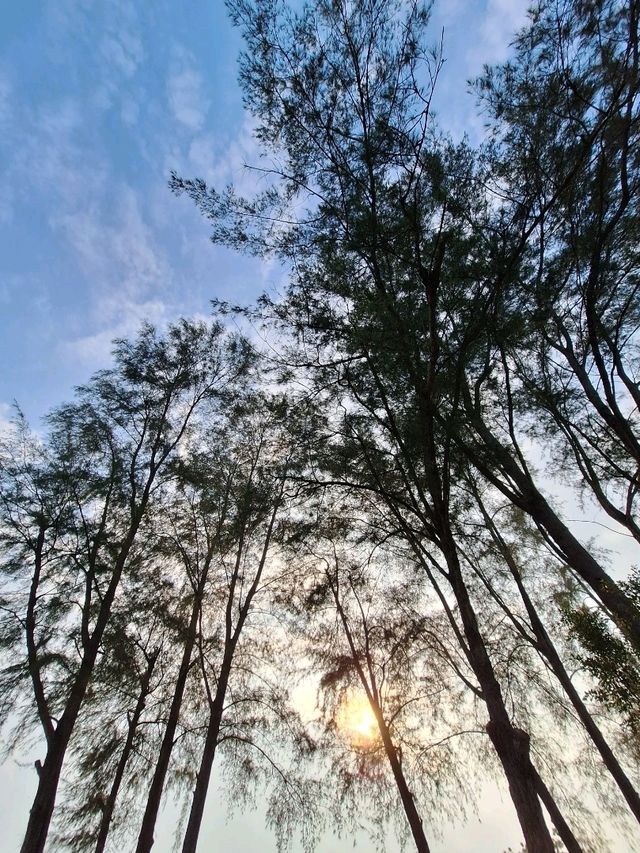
[15,99,108,211]
[467,0,529,70]
[60,296,169,369]
[54,184,169,307]
[0,402,15,436]
[100,29,144,78]
[0,186,13,225]
[120,95,140,126]
[187,115,265,197]
[0,71,11,126]
[167,47,209,132]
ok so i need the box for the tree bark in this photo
[465,409,640,655]
[442,540,555,853]
[476,491,640,824]
[439,544,554,846]
[378,719,431,853]
[532,767,585,853]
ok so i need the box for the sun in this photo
[337,691,379,746]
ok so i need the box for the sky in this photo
[1,1,635,851]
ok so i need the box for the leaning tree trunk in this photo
[95,649,159,853]
[377,712,431,853]
[510,548,640,823]
[135,593,203,853]
[466,409,640,656]
[180,655,233,853]
[532,768,584,853]
[477,491,640,824]
[440,535,556,853]
[330,573,432,853]
[21,524,141,853]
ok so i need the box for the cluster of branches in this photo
[3,0,640,851]
[0,321,325,853]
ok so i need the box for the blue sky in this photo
[0,0,530,428]
[7,1,631,852]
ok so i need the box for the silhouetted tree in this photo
[0,320,250,853]
[171,0,640,847]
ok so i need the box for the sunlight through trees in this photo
[2,1,640,851]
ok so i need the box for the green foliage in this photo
[564,571,640,756]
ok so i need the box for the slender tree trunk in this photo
[477,492,640,823]
[180,497,280,853]
[532,768,585,853]
[135,596,202,853]
[95,650,159,853]
[542,646,640,823]
[467,411,640,654]
[21,657,96,853]
[378,718,430,853]
[329,569,431,853]
[180,660,232,853]
[512,556,640,823]
[21,525,141,853]
[356,399,556,851]
[443,546,555,853]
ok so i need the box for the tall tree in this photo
[178,397,312,853]
[171,0,640,846]
[300,530,475,853]
[0,320,250,853]
[476,0,640,544]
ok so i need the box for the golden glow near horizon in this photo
[337,691,379,747]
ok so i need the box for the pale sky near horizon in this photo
[1,1,636,851]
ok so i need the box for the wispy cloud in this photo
[60,297,170,368]
[0,71,11,126]
[0,71,15,223]
[14,98,108,212]
[468,0,529,69]
[100,29,144,79]
[55,185,168,302]
[0,402,15,436]
[167,47,210,132]
[187,115,267,197]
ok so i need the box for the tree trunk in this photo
[20,665,92,853]
[478,495,640,824]
[444,549,555,853]
[20,736,67,853]
[532,768,585,853]
[95,650,158,853]
[466,411,640,655]
[378,719,431,853]
[511,554,640,823]
[21,525,142,853]
[376,397,556,852]
[135,596,202,853]
[180,662,232,853]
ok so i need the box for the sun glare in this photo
[338,692,379,746]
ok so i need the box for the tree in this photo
[0,319,250,853]
[298,524,476,853]
[476,0,640,543]
[462,475,640,825]
[564,568,640,762]
[170,0,640,847]
[178,395,316,853]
